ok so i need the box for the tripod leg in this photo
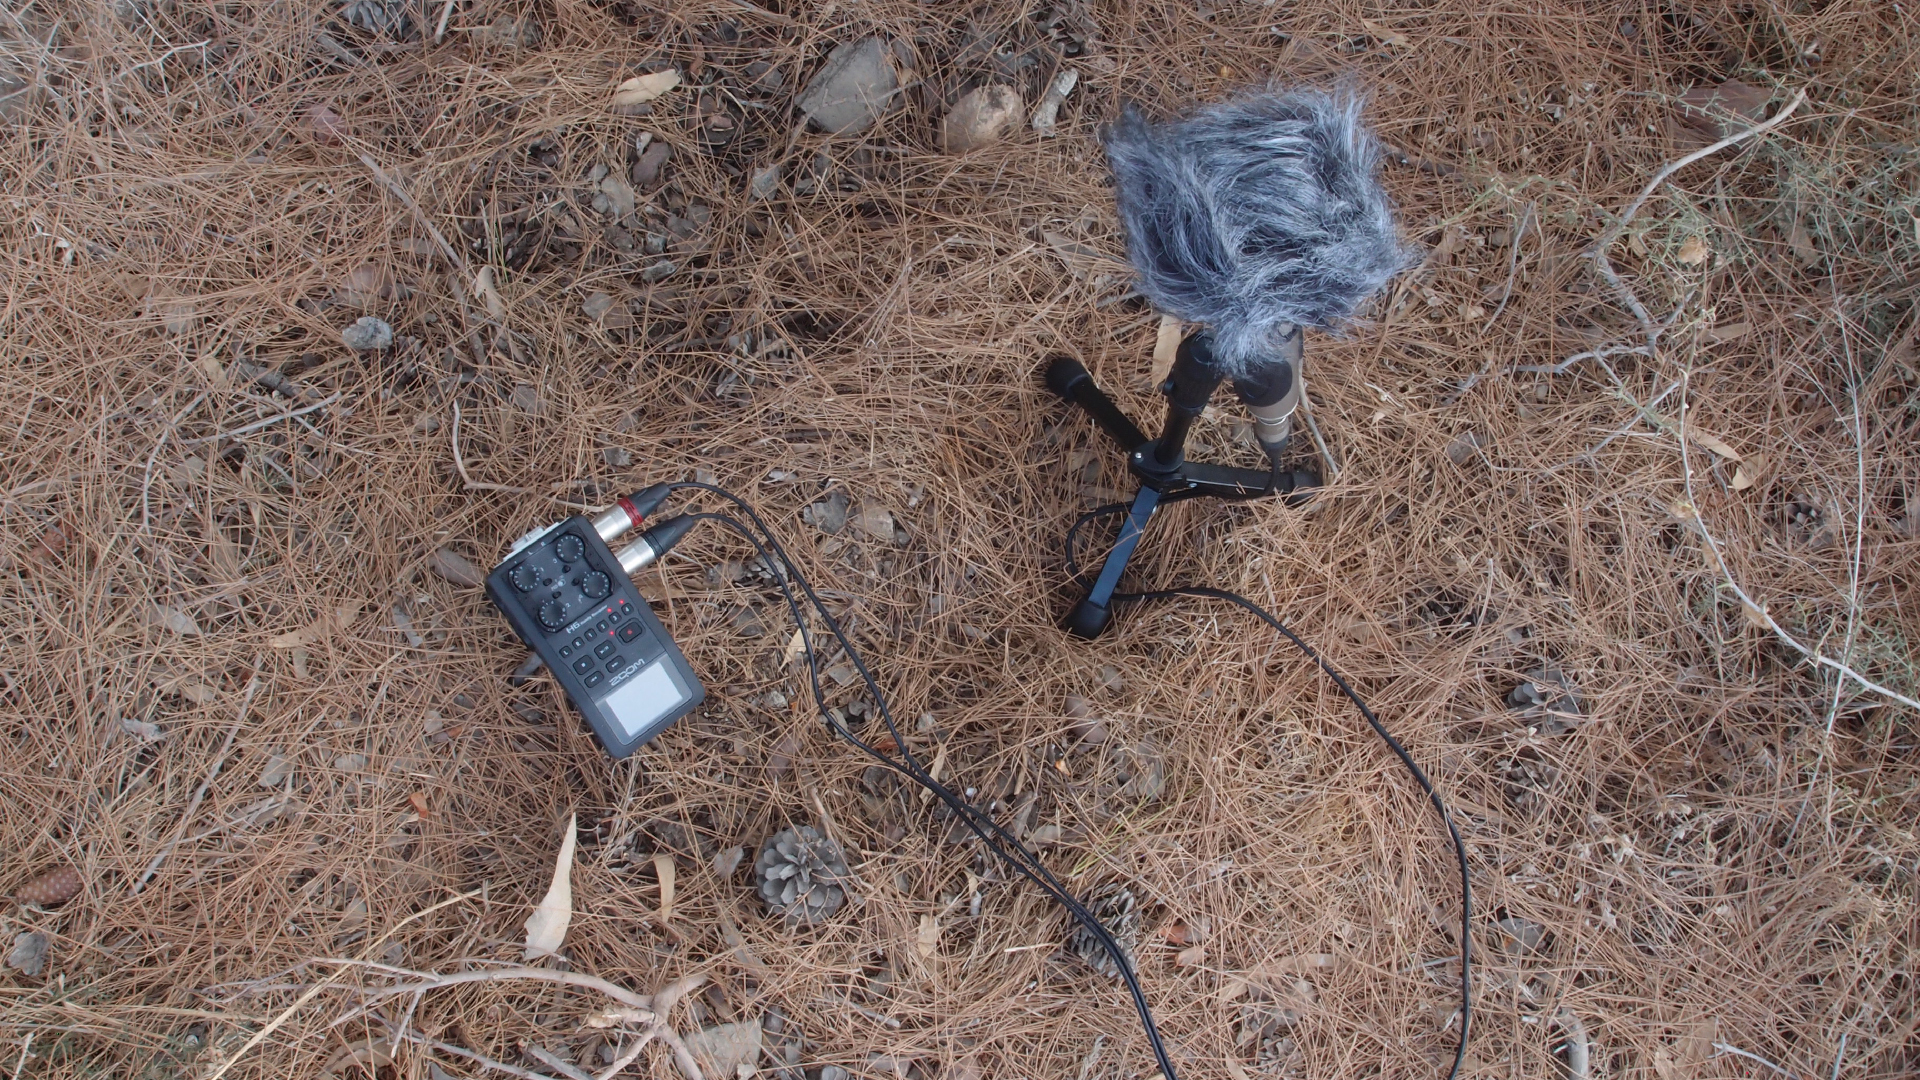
[1043,357,1148,452]
[1067,486,1160,639]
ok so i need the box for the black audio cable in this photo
[659,483,1184,1079]
[1066,503,1474,1080]
[631,483,1470,1080]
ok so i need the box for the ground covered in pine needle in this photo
[1,0,1917,1077]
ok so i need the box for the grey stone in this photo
[341,316,394,351]
[796,37,898,135]
[749,164,782,200]
[6,931,49,976]
[809,490,849,534]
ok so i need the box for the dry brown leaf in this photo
[1732,457,1765,491]
[306,102,348,145]
[1150,313,1182,384]
[428,547,485,587]
[1704,320,1751,343]
[1786,220,1821,266]
[783,628,806,666]
[916,913,940,958]
[408,791,430,816]
[654,852,676,923]
[1739,597,1771,630]
[1361,18,1409,47]
[269,601,362,648]
[1688,430,1742,462]
[523,812,576,960]
[1677,1018,1718,1067]
[612,69,681,110]
[1175,943,1205,967]
[146,603,201,637]
[1676,235,1710,265]
[473,266,508,320]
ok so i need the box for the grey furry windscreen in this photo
[1104,87,1412,377]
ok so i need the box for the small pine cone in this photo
[1068,882,1141,979]
[753,825,850,925]
[14,866,83,907]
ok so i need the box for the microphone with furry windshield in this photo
[1044,86,1410,638]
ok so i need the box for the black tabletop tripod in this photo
[1043,328,1319,639]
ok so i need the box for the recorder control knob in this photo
[553,535,584,564]
[510,564,542,592]
[538,598,568,630]
[579,571,611,600]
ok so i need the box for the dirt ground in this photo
[1,0,1916,1077]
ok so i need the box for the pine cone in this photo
[13,866,82,907]
[754,825,850,925]
[1068,882,1142,979]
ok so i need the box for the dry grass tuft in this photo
[1,0,1916,1078]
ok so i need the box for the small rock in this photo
[341,316,394,351]
[582,291,634,329]
[6,931,49,977]
[428,547,485,587]
[598,174,637,219]
[120,717,164,743]
[768,731,801,779]
[856,505,898,543]
[1444,430,1484,465]
[941,84,1022,152]
[632,140,671,188]
[1492,915,1549,957]
[641,259,676,283]
[683,1020,762,1077]
[809,490,849,534]
[601,446,632,467]
[485,13,541,47]
[1096,665,1124,691]
[796,37,899,135]
[1116,738,1165,801]
[749,164,782,200]
[509,383,547,415]
[1030,68,1079,136]
[820,1068,850,1080]
[337,262,397,308]
[1064,695,1107,745]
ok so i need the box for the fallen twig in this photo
[1483,201,1533,328]
[1715,1041,1803,1080]
[449,401,531,495]
[593,1031,658,1080]
[1550,1009,1591,1080]
[523,1044,594,1080]
[433,0,459,43]
[1589,89,1808,353]
[139,390,208,532]
[1675,371,1918,713]
[133,673,259,892]
[334,964,654,1011]
[179,393,342,446]
[201,889,486,1080]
